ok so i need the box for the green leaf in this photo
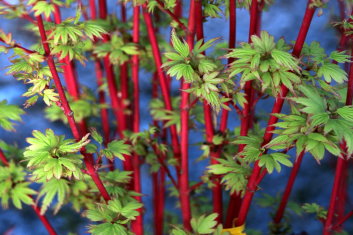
[171,30,189,58]
[106,140,131,160]
[89,223,129,235]
[32,1,55,18]
[337,106,353,122]
[43,89,59,106]
[317,63,347,83]
[271,49,299,71]
[292,85,326,114]
[38,179,70,214]
[329,50,350,63]
[0,100,24,131]
[191,213,218,234]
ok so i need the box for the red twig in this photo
[0,0,36,24]
[97,0,127,141]
[142,5,181,174]
[155,0,188,33]
[0,149,9,166]
[0,38,36,54]
[226,0,261,226]
[130,5,143,235]
[194,0,222,222]
[31,204,57,235]
[36,14,111,202]
[323,44,353,234]
[273,151,305,224]
[332,210,353,230]
[235,1,316,226]
[178,0,197,230]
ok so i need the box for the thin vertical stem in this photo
[226,0,260,226]
[52,5,87,136]
[36,14,111,202]
[142,5,181,173]
[98,0,127,139]
[194,0,222,222]
[323,45,353,234]
[273,151,305,224]
[236,2,316,226]
[223,0,239,227]
[31,204,58,235]
[0,149,9,166]
[130,5,143,235]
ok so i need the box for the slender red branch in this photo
[89,0,111,164]
[222,0,240,227]
[97,0,128,144]
[142,5,181,172]
[226,0,261,226]
[94,60,110,144]
[235,2,316,226]
[52,5,87,137]
[178,0,196,230]
[119,3,131,131]
[194,1,222,223]
[0,149,9,166]
[130,5,143,235]
[332,210,353,230]
[323,45,353,234]
[155,0,188,33]
[0,0,36,24]
[36,14,111,202]
[219,0,237,138]
[273,151,305,224]
[0,38,36,54]
[151,72,166,235]
[152,144,178,189]
[89,0,96,19]
[31,204,57,235]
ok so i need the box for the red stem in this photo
[223,0,240,227]
[226,0,261,226]
[142,5,181,173]
[0,38,36,54]
[152,145,178,188]
[119,3,131,131]
[89,0,96,19]
[194,1,222,222]
[273,151,305,224]
[332,210,353,230]
[0,0,36,24]
[31,204,57,235]
[94,60,110,144]
[151,72,166,235]
[219,0,237,133]
[36,14,111,202]
[52,5,88,138]
[178,0,196,230]
[323,45,353,234]
[0,149,9,166]
[235,2,316,226]
[155,0,188,33]
[130,6,143,235]
[97,0,127,140]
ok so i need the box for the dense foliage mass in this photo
[0,0,353,234]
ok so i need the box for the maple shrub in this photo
[0,0,353,234]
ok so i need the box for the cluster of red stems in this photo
[1,0,353,234]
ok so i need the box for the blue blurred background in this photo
[0,0,351,234]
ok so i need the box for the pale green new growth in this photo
[0,100,24,131]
